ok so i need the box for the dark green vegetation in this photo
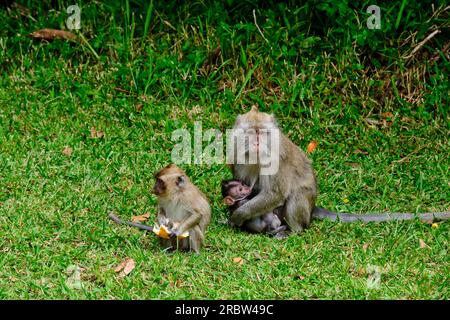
[0,0,448,299]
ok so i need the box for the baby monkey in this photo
[221,179,287,237]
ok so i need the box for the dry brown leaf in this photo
[232,257,244,265]
[294,275,305,281]
[62,146,73,156]
[362,243,369,252]
[114,258,136,277]
[381,112,394,119]
[354,149,369,155]
[29,28,77,41]
[131,213,150,223]
[419,239,430,249]
[90,127,105,139]
[306,140,318,153]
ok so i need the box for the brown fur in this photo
[153,164,211,253]
[230,108,317,233]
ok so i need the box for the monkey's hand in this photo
[170,228,182,237]
[230,207,251,227]
[231,193,283,227]
[169,228,190,239]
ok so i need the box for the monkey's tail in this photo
[108,212,155,231]
[312,207,450,223]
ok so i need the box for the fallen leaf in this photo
[419,239,430,249]
[381,112,394,119]
[90,127,105,139]
[362,243,369,252]
[114,258,136,278]
[232,257,244,265]
[306,140,318,153]
[29,28,77,41]
[354,149,369,155]
[131,213,150,223]
[294,275,305,281]
[62,146,73,156]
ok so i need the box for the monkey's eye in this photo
[239,187,243,192]
[176,175,186,187]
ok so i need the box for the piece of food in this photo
[152,224,189,239]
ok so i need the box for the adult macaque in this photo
[109,164,211,253]
[229,106,450,232]
[221,179,287,236]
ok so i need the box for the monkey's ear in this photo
[250,105,258,112]
[176,175,186,188]
[223,196,235,206]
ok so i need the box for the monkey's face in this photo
[233,109,279,165]
[153,177,167,196]
[222,180,252,205]
[228,182,251,199]
[153,164,188,198]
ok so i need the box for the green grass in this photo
[0,0,448,299]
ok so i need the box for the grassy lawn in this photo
[0,1,448,299]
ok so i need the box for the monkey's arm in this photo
[157,207,170,226]
[313,207,450,223]
[173,210,202,235]
[108,212,154,231]
[231,192,283,226]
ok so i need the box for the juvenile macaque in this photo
[221,179,287,236]
[229,106,450,233]
[152,164,211,253]
[109,164,211,253]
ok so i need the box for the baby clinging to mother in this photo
[225,106,317,237]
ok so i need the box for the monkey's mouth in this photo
[152,186,164,195]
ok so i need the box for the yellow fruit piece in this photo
[431,223,439,229]
[343,198,350,204]
[153,224,171,239]
[152,224,189,239]
[177,231,189,239]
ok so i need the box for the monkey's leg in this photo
[188,226,204,254]
[283,193,313,233]
[172,237,190,252]
[244,217,267,233]
[159,238,175,252]
[273,229,291,239]
[267,224,288,235]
